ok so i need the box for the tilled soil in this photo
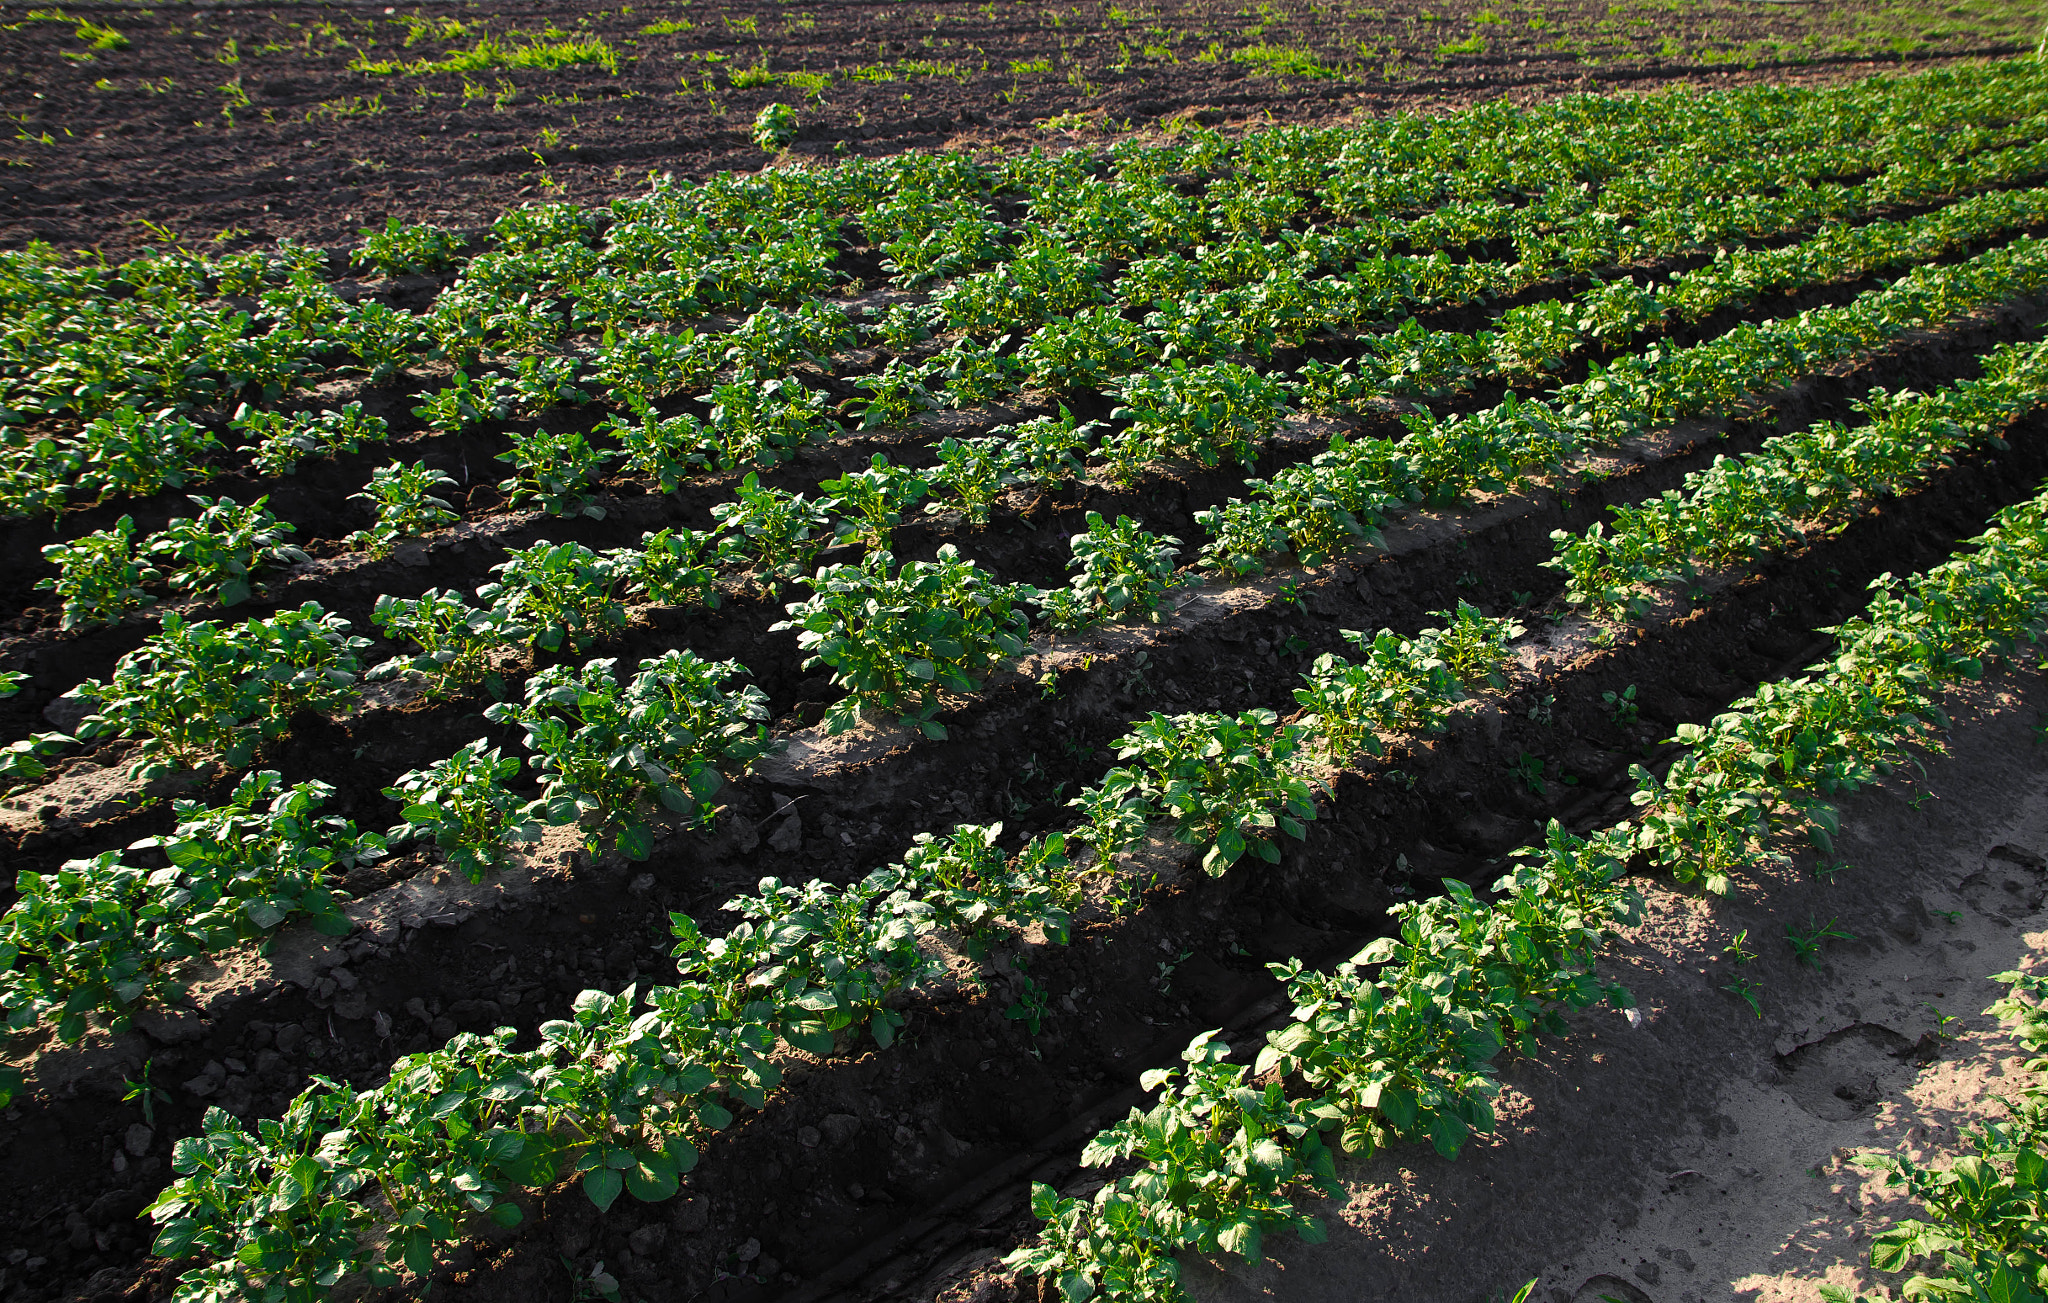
[0,0,2039,259]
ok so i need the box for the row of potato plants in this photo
[290,126,2048,545]
[19,83,2048,1294]
[1551,334,2048,617]
[130,597,1528,1300]
[6,63,2044,526]
[0,643,776,1056]
[13,198,2044,847]
[1198,230,2048,572]
[0,225,1979,796]
[64,295,2048,1270]
[1003,466,2048,1303]
[149,295,2039,1283]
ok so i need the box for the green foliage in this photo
[1039,512,1183,631]
[331,299,432,382]
[68,406,224,502]
[483,651,773,859]
[36,514,160,630]
[1104,360,1293,480]
[77,604,368,775]
[1550,338,2048,618]
[603,403,711,492]
[1839,972,2048,1303]
[1602,684,1639,726]
[145,494,307,607]
[491,202,600,254]
[925,435,1022,525]
[496,428,617,519]
[1,771,385,1041]
[938,236,1105,332]
[999,408,1097,484]
[412,370,518,436]
[869,301,945,350]
[1102,709,1317,875]
[145,853,943,1294]
[926,334,1025,407]
[1785,914,1854,969]
[505,352,590,414]
[722,301,854,373]
[235,402,389,477]
[703,369,838,466]
[849,358,937,429]
[631,527,722,608]
[773,546,1037,737]
[1018,306,1149,392]
[0,726,74,786]
[369,588,525,697]
[355,216,466,276]
[752,102,799,151]
[871,192,1009,287]
[384,740,542,881]
[893,822,1077,951]
[1013,822,1641,1300]
[478,541,632,656]
[349,461,460,555]
[588,328,716,404]
[821,454,930,552]
[711,474,836,593]
[1294,604,1522,759]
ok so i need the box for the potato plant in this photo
[710,474,836,593]
[483,651,773,859]
[235,402,389,477]
[36,515,160,630]
[1102,709,1319,876]
[78,603,368,775]
[603,403,714,493]
[1,771,386,1041]
[702,369,839,467]
[924,435,1022,524]
[822,454,930,552]
[66,406,224,502]
[145,494,307,607]
[773,546,1038,738]
[369,589,526,697]
[384,740,543,881]
[355,217,466,276]
[478,541,632,654]
[1038,512,1183,631]
[349,461,460,555]
[632,527,723,608]
[495,428,617,519]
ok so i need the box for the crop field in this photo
[3,0,2045,255]
[7,8,2048,1303]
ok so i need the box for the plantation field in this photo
[1,0,2043,256]
[6,27,2048,1303]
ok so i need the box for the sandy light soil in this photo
[1108,668,2048,1303]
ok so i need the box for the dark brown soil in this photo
[0,0,2036,259]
